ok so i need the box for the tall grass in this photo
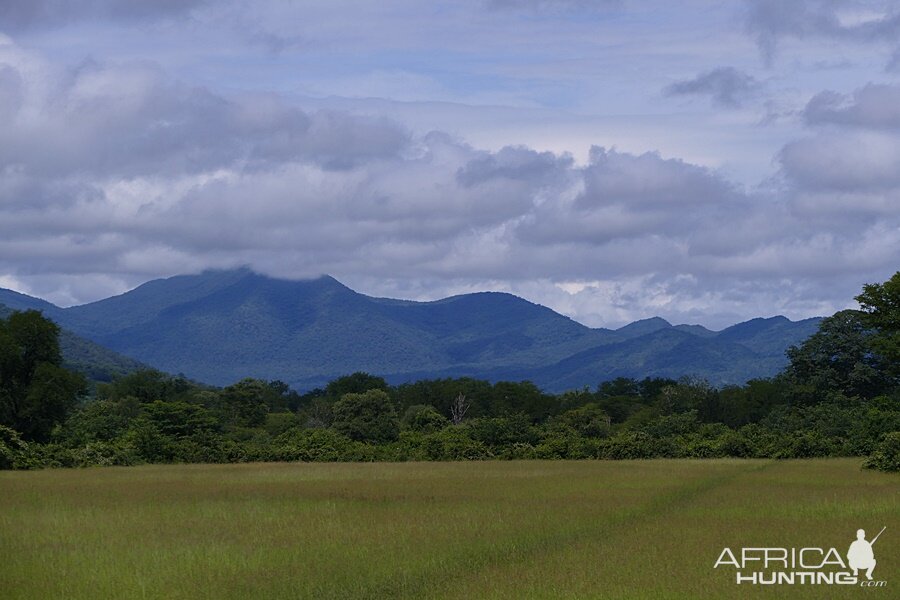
[1,459,896,599]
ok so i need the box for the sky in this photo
[0,0,898,329]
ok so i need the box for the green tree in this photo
[325,372,388,399]
[785,310,889,400]
[856,271,900,381]
[0,311,85,441]
[864,432,900,472]
[58,396,141,446]
[216,379,271,428]
[143,400,220,438]
[98,369,185,404]
[552,403,611,438]
[401,404,449,433]
[332,389,399,443]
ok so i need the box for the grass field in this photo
[1,459,897,599]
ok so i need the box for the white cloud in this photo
[0,16,898,329]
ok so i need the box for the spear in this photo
[871,526,886,545]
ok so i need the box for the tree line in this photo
[2,273,898,471]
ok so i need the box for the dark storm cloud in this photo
[663,67,760,108]
[0,0,208,30]
[744,0,900,65]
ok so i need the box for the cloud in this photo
[780,131,900,192]
[663,67,760,108]
[744,0,900,65]
[0,39,897,329]
[0,0,208,31]
[0,49,410,180]
[783,83,900,197]
[804,84,900,129]
[485,0,622,12]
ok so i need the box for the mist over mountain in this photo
[0,269,821,391]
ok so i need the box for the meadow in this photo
[1,459,897,599]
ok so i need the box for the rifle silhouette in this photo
[871,526,886,545]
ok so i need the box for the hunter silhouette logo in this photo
[848,527,884,581]
[714,527,888,587]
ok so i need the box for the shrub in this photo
[274,428,375,462]
[0,425,28,469]
[70,441,140,467]
[534,432,593,459]
[863,432,900,472]
[777,431,839,458]
[420,427,491,461]
[600,431,677,459]
[465,414,538,448]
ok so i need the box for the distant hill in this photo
[0,304,148,383]
[0,269,822,391]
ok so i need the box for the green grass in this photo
[1,459,897,599]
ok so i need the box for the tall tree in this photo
[0,311,85,441]
[332,389,399,443]
[785,310,889,401]
[856,271,900,381]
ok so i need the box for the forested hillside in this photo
[0,269,820,390]
[2,273,898,472]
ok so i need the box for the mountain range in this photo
[0,269,822,392]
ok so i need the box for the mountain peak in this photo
[615,316,672,339]
[0,288,61,315]
[2,270,823,391]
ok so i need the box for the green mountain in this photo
[0,269,821,391]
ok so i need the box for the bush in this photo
[497,442,538,460]
[534,432,593,459]
[465,414,538,448]
[70,441,140,467]
[0,425,28,469]
[274,428,375,462]
[600,431,677,459]
[777,431,840,458]
[718,430,754,458]
[420,427,491,461]
[864,432,900,472]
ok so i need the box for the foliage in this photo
[856,271,900,380]
[215,378,271,428]
[1,272,898,470]
[784,310,889,400]
[331,389,399,443]
[0,310,86,441]
[400,404,448,433]
[274,428,374,462]
[863,432,900,472]
[0,424,29,469]
[550,403,611,438]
